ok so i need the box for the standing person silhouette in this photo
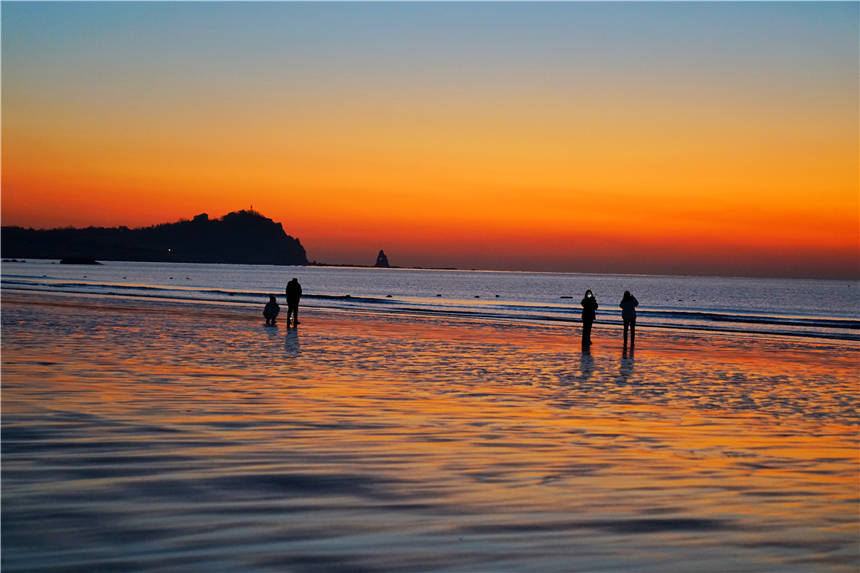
[285,278,302,328]
[620,290,639,348]
[581,289,598,347]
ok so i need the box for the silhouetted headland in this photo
[2,210,308,266]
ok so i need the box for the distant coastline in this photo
[307,261,458,272]
[3,212,855,280]
[1,210,308,266]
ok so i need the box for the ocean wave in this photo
[3,277,858,341]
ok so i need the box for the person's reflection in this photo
[579,347,594,382]
[619,346,635,383]
[285,328,300,357]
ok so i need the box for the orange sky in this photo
[2,3,857,277]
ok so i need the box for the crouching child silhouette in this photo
[263,295,280,325]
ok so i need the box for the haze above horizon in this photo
[2,2,857,279]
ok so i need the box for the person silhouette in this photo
[619,290,639,348]
[263,294,280,325]
[581,289,598,347]
[285,278,302,328]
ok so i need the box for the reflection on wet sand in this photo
[285,328,300,357]
[2,293,858,573]
[619,348,635,383]
[579,348,595,382]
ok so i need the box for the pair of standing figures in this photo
[581,290,638,348]
[263,278,303,327]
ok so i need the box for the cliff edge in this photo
[1,210,309,266]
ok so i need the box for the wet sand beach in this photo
[2,292,858,572]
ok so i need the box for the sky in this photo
[2,2,857,278]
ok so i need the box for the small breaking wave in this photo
[3,275,857,341]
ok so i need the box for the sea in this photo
[2,259,858,341]
[2,260,859,572]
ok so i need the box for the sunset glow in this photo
[2,2,857,277]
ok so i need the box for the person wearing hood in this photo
[581,289,598,347]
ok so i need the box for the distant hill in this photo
[1,210,309,266]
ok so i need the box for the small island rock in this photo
[375,250,390,268]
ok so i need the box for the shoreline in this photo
[3,291,858,387]
[5,257,858,282]
[3,288,858,348]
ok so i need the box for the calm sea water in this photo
[2,260,858,340]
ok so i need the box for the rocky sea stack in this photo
[375,250,390,268]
